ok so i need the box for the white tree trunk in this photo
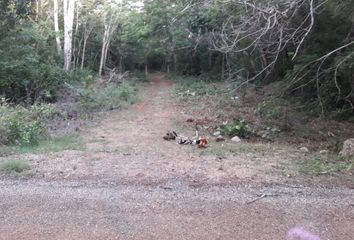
[72,5,80,69]
[99,24,109,76]
[81,26,93,70]
[63,0,76,71]
[53,0,61,55]
[99,22,115,76]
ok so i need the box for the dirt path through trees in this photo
[0,74,353,239]
[24,73,299,185]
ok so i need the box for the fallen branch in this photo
[246,193,279,204]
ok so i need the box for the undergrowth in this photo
[298,153,354,175]
[0,134,83,157]
[0,72,141,148]
[71,82,138,117]
[220,120,251,138]
[171,75,225,98]
[0,159,30,175]
[0,101,58,146]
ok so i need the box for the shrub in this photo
[30,103,61,121]
[5,108,45,145]
[0,160,30,174]
[220,120,251,138]
[173,76,218,98]
[69,68,95,86]
[75,83,138,116]
[0,101,48,146]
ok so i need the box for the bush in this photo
[4,108,45,145]
[69,68,95,86]
[0,101,52,146]
[172,75,219,98]
[74,83,138,116]
[220,120,251,138]
[30,103,61,121]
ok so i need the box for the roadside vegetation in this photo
[172,74,354,176]
[0,159,30,175]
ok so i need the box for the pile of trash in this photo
[163,130,208,148]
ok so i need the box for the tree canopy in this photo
[0,0,353,118]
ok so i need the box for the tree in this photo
[53,0,61,55]
[63,0,76,71]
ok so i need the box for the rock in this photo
[261,133,268,139]
[216,136,225,142]
[339,138,354,158]
[231,136,241,143]
[213,131,221,137]
[299,147,309,153]
[319,150,329,154]
[271,127,281,133]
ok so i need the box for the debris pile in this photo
[163,130,208,148]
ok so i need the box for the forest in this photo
[0,0,353,154]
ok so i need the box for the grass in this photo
[76,82,138,117]
[204,142,354,175]
[298,153,354,175]
[0,134,84,157]
[200,142,289,158]
[0,159,30,175]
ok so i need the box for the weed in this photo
[202,143,278,158]
[74,83,138,117]
[0,159,30,175]
[298,153,353,175]
[220,120,251,138]
[0,134,83,157]
[20,134,84,154]
[0,106,46,145]
[0,102,61,146]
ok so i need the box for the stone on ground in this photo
[216,136,225,142]
[339,138,354,158]
[231,136,241,143]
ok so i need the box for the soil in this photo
[0,73,353,240]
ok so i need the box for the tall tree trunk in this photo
[221,53,225,80]
[208,51,212,72]
[53,0,61,55]
[63,0,76,72]
[173,53,177,72]
[99,24,110,76]
[72,5,80,68]
[119,55,123,72]
[81,26,93,70]
[36,0,39,21]
[99,19,115,76]
[145,63,148,76]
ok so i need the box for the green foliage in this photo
[0,134,83,157]
[0,22,67,103]
[30,103,61,121]
[74,83,138,116]
[69,69,95,86]
[298,153,354,175]
[0,159,30,175]
[172,75,220,98]
[20,134,82,154]
[0,101,60,146]
[0,107,44,146]
[220,120,251,138]
[255,100,285,120]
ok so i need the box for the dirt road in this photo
[0,74,353,239]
